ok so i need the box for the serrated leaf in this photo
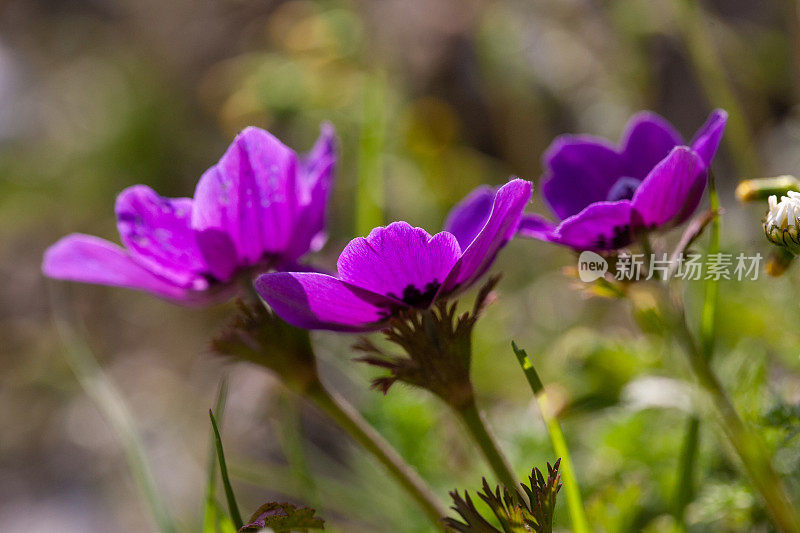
[239,502,325,532]
[445,461,562,533]
[210,410,243,529]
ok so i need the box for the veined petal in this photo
[300,122,336,189]
[551,201,634,250]
[337,222,461,306]
[286,123,337,261]
[192,127,299,266]
[441,179,532,294]
[115,185,208,289]
[42,234,195,300]
[631,146,706,229]
[443,185,495,250]
[542,136,627,220]
[690,109,728,168]
[255,272,397,332]
[620,111,684,181]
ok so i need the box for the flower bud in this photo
[764,192,800,255]
[736,175,800,203]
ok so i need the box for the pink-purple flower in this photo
[255,179,532,332]
[42,124,336,303]
[518,110,727,251]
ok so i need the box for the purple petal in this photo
[337,221,461,304]
[517,213,558,242]
[620,111,683,181]
[689,109,728,168]
[443,185,495,250]
[286,123,337,261]
[542,136,627,220]
[551,201,634,251]
[193,230,239,281]
[441,179,532,294]
[300,122,336,181]
[42,234,194,300]
[631,146,706,229]
[115,185,209,289]
[255,272,398,332]
[192,127,299,267]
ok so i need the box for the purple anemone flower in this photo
[518,110,727,251]
[255,179,532,332]
[42,124,336,304]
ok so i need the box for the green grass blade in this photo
[210,409,243,530]
[49,286,178,533]
[512,342,590,533]
[203,378,229,533]
[700,172,721,361]
[673,0,759,177]
[277,392,319,510]
[356,71,387,235]
[674,171,721,526]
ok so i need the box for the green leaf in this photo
[444,461,563,533]
[203,377,229,533]
[239,502,325,532]
[210,409,243,530]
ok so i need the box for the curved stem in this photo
[674,172,720,526]
[456,399,519,497]
[670,311,800,533]
[306,383,448,530]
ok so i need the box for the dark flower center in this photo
[594,224,631,249]
[606,176,641,202]
[388,280,441,308]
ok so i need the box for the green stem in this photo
[669,310,800,533]
[356,71,387,235]
[51,294,177,533]
[673,0,760,177]
[306,383,448,530]
[203,377,229,532]
[674,172,720,526]
[210,410,243,529]
[512,343,590,533]
[278,392,320,510]
[673,417,699,532]
[456,398,520,497]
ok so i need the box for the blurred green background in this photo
[4,0,800,531]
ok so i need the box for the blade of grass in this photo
[49,285,177,533]
[277,391,319,510]
[673,0,759,177]
[210,409,243,530]
[356,71,387,235]
[512,342,590,533]
[203,377,229,533]
[673,171,720,529]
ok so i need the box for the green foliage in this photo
[210,410,243,530]
[444,460,562,533]
[239,502,325,532]
[204,379,232,533]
